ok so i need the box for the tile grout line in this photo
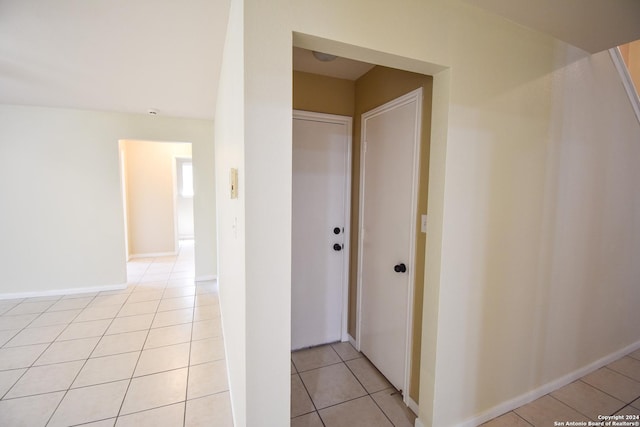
[0,248,213,426]
[293,359,347,375]
[514,409,534,426]
[294,369,326,427]
[1,298,64,349]
[484,371,640,425]
[340,354,399,426]
[183,254,196,427]
[41,290,125,427]
[547,393,602,422]
[41,267,146,424]
[293,343,413,426]
[604,363,640,387]
[45,277,165,424]
[1,293,103,402]
[578,377,640,406]
[113,256,171,423]
[506,410,534,427]
[0,365,210,403]
[0,292,219,400]
[293,344,345,427]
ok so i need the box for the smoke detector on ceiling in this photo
[147,109,159,115]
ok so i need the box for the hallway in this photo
[0,241,232,426]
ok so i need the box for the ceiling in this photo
[463,0,640,54]
[293,47,374,81]
[0,0,230,119]
[1,1,638,119]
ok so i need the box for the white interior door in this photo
[358,89,422,394]
[292,111,351,350]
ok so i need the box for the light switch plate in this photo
[230,168,238,199]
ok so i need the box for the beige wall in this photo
[122,140,191,257]
[0,104,216,296]
[620,40,640,94]
[293,71,355,116]
[218,0,640,425]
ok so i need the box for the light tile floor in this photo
[292,343,640,427]
[291,342,417,427]
[0,241,233,427]
[481,349,640,427]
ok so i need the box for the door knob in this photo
[333,244,343,251]
[394,263,407,273]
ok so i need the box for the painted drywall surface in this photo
[620,40,640,95]
[191,128,217,280]
[0,104,215,295]
[244,0,292,425]
[293,71,355,116]
[214,0,247,425]
[215,0,293,425]
[221,0,640,425]
[425,8,639,425]
[122,140,191,256]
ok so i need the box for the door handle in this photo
[333,244,343,251]
[394,263,407,273]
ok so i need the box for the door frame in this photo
[293,109,353,343]
[355,88,423,399]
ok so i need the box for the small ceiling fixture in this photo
[312,51,338,62]
[147,108,158,115]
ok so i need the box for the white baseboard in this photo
[455,339,640,427]
[195,275,217,282]
[415,418,426,427]
[128,251,178,260]
[0,283,128,300]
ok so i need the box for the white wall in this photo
[215,0,292,425]
[215,0,247,424]
[0,104,216,296]
[122,140,191,257]
[215,0,640,425]
[192,123,218,281]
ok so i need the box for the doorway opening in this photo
[175,157,195,241]
[290,46,433,420]
[118,140,195,271]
